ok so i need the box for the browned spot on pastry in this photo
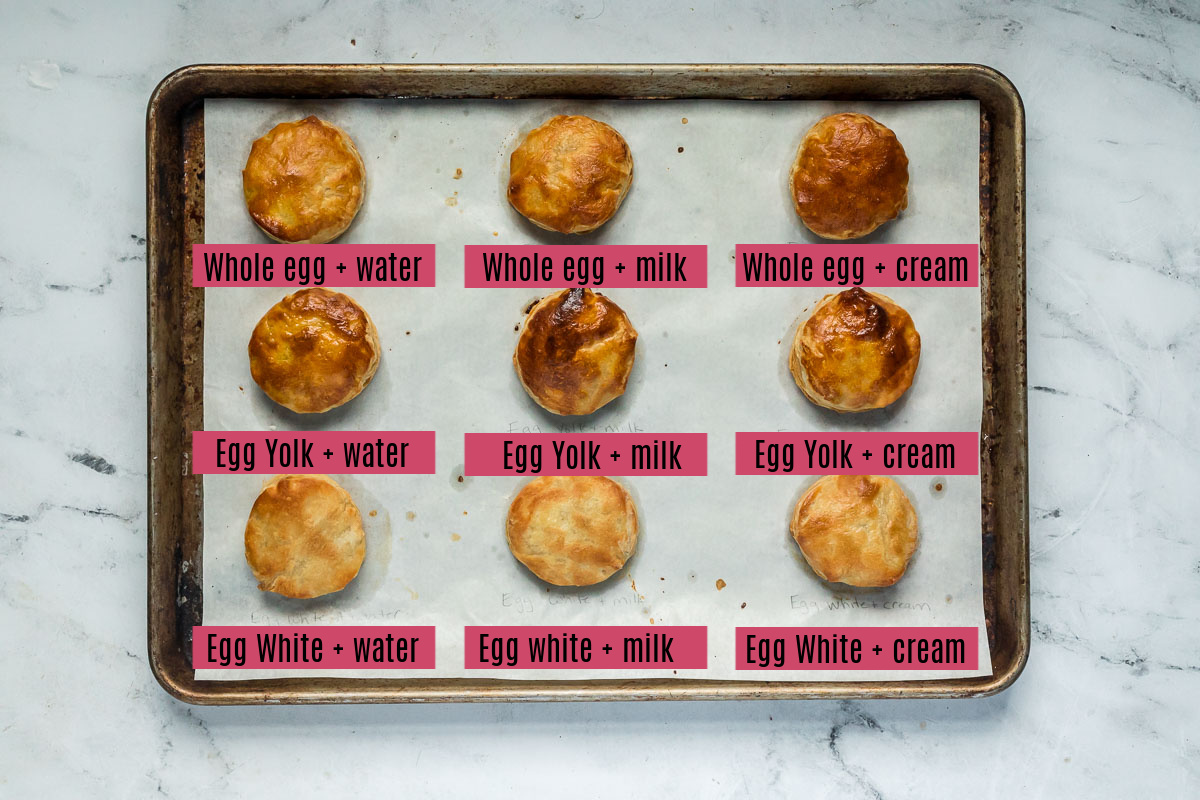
[514,288,638,416]
[789,288,920,412]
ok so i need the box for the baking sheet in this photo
[198,97,990,681]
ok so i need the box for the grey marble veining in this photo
[1,0,1198,795]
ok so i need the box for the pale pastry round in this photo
[789,287,920,412]
[506,476,639,587]
[790,112,909,240]
[248,288,381,414]
[244,474,366,599]
[514,288,638,416]
[507,115,634,234]
[242,115,366,243]
[790,475,918,588]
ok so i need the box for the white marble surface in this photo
[1,0,1197,795]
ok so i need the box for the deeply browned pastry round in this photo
[790,113,909,240]
[790,475,918,587]
[514,288,638,416]
[789,288,920,412]
[244,474,366,598]
[242,116,366,243]
[506,476,639,587]
[248,288,381,414]
[507,115,634,234]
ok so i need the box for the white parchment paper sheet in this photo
[198,97,990,681]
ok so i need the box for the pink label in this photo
[192,244,435,286]
[735,244,978,287]
[192,431,436,474]
[735,432,978,475]
[463,433,707,476]
[464,626,707,669]
[193,626,436,669]
[464,245,707,287]
[736,627,978,670]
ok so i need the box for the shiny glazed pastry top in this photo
[514,288,638,416]
[789,287,921,413]
[790,112,909,240]
[242,115,366,243]
[248,287,381,414]
[507,115,634,234]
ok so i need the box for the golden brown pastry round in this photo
[790,475,918,587]
[507,115,634,234]
[242,115,366,243]
[244,474,366,598]
[514,288,638,416]
[790,112,909,240]
[789,287,920,412]
[248,288,381,414]
[506,476,639,587]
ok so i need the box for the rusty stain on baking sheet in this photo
[716,579,726,591]
[450,533,461,542]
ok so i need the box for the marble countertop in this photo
[2,0,1197,795]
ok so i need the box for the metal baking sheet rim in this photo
[146,63,1028,705]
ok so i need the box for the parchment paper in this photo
[198,97,990,681]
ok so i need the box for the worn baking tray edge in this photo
[147,63,1027,704]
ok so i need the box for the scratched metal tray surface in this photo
[146,64,1027,704]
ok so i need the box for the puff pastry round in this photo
[514,288,638,416]
[248,288,381,414]
[790,475,918,587]
[507,115,633,234]
[242,115,366,243]
[790,112,909,240]
[789,287,920,412]
[506,476,639,587]
[244,474,366,598]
